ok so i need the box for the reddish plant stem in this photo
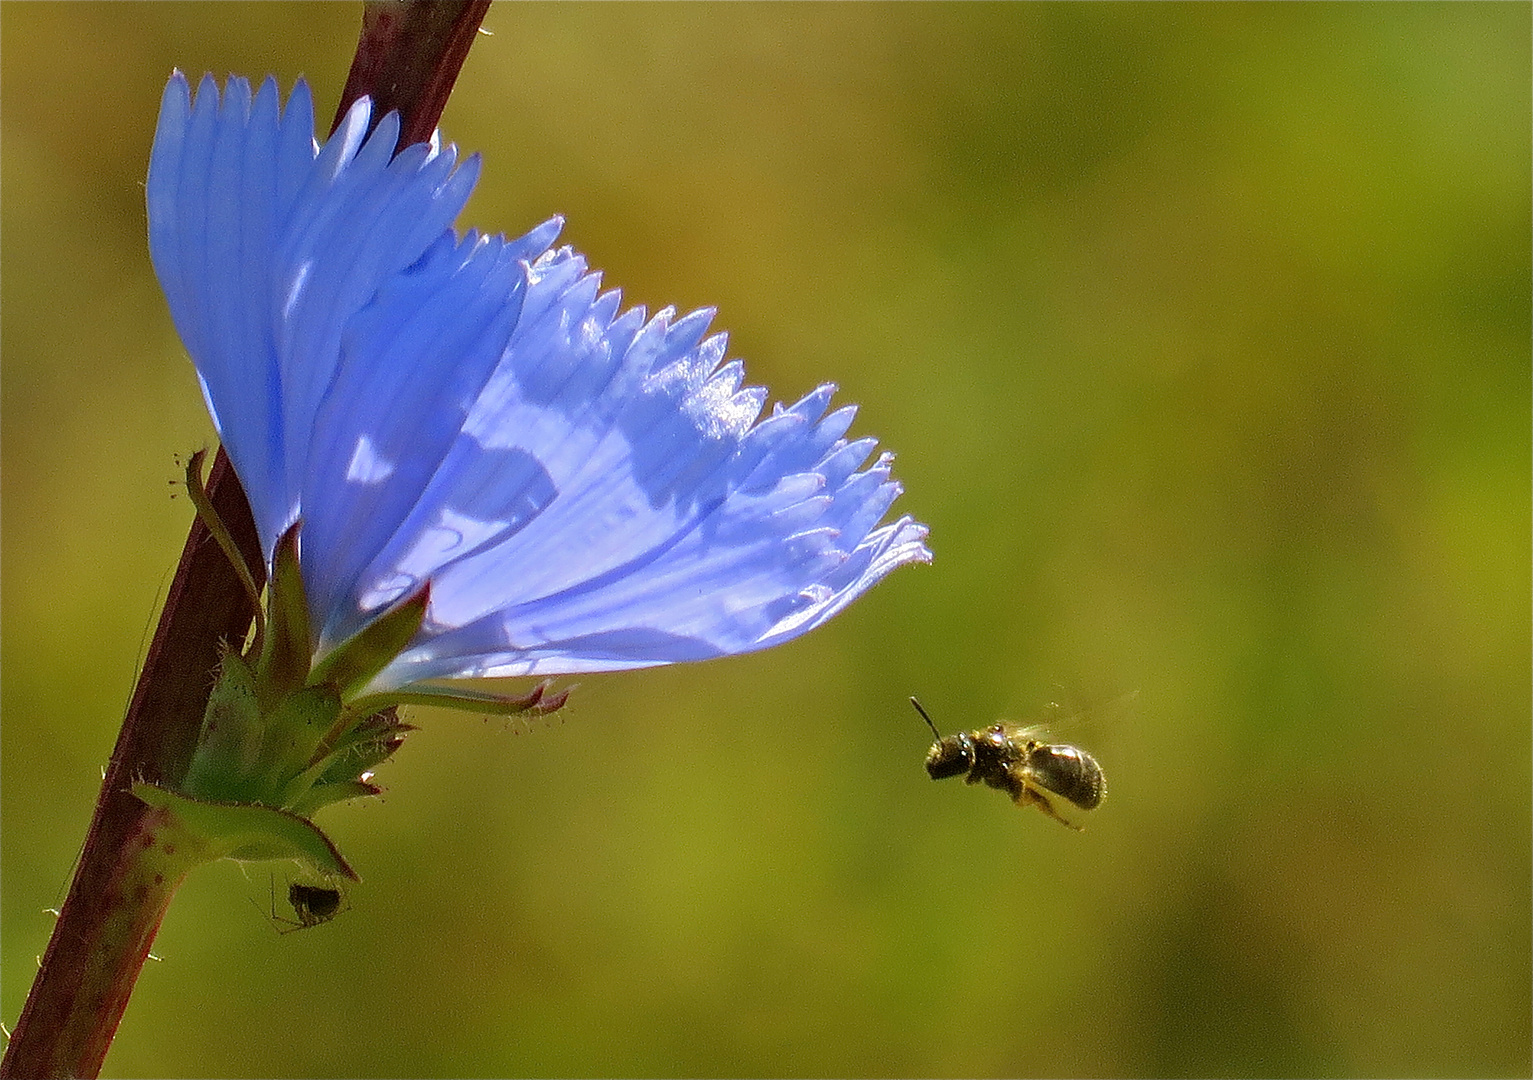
[1,452,261,1080]
[22,808,214,1080]
[336,0,493,144]
[0,4,489,1076]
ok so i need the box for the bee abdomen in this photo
[1027,743,1105,810]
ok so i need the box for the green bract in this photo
[136,453,563,882]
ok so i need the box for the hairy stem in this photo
[17,808,212,1079]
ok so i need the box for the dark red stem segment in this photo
[0,4,490,1075]
[13,808,212,1080]
[335,0,492,144]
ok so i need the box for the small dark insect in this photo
[910,697,1105,830]
[262,878,346,934]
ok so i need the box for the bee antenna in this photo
[909,697,942,741]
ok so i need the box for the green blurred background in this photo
[3,4,1528,1077]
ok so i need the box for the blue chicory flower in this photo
[148,72,930,697]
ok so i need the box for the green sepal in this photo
[289,778,382,819]
[182,649,264,802]
[348,677,569,718]
[308,584,429,699]
[315,710,412,782]
[182,448,265,644]
[256,683,344,793]
[256,523,313,706]
[275,708,411,809]
[132,783,358,881]
[182,650,346,809]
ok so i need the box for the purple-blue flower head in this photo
[148,73,930,696]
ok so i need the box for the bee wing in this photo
[995,722,1049,743]
[1012,688,1140,741]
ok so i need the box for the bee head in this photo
[911,697,973,779]
[924,734,974,780]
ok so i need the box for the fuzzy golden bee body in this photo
[911,698,1105,829]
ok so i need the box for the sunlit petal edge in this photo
[147,73,932,691]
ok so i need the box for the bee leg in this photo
[1016,784,1084,831]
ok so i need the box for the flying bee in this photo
[260,878,346,934]
[910,697,1105,830]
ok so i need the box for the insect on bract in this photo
[263,878,347,934]
[910,697,1106,830]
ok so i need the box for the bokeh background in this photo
[3,4,1528,1077]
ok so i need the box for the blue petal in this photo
[148,72,480,556]
[147,72,931,690]
[301,223,564,636]
[349,292,932,683]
